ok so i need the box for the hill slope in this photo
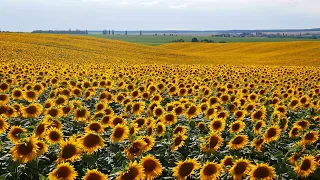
[1,33,320,66]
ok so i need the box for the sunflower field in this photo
[0,33,319,180]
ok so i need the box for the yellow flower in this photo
[79,133,104,154]
[172,158,200,180]
[82,169,108,180]
[141,155,163,180]
[200,161,222,180]
[116,161,145,180]
[48,162,78,180]
[110,124,129,143]
[294,155,318,177]
[263,125,281,143]
[230,158,251,180]
[11,137,39,163]
[57,138,81,164]
[209,118,226,133]
[228,135,248,150]
[249,163,276,180]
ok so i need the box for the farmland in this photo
[87,34,320,46]
[0,33,319,180]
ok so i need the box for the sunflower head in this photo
[57,138,81,164]
[229,121,246,134]
[46,127,63,144]
[230,158,251,180]
[249,163,276,180]
[172,158,200,180]
[116,161,145,180]
[85,122,104,134]
[141,155,163,180]
[209,118,226,133]
[0,117,9,134]
[294,155,318,177]
[11,137,39,163]
[83,169,108,180]
[228,135,248,150]
[111,124,129,143]
[48,162,78,180]
[263,125,281,143]
[171,133,187,151]
[200,161,222,180]
[80,133,104,154]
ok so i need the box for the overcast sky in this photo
[0,0,319,32]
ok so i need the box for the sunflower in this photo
[253,120,266,134]
[198,121,206,131]
[131,102,145,115]
[129,123,139,135]
[8,126,27,143]
[263,125,281,143]
[302,131,319,145]
[5,105,18,118]
[36,141,48,156]
[33,121,47,139]
[228,135,248,150]
[46,127,63,144]
[230,158,251,180]
[100,115,112,127]
[294,120,310,130]
[200,161,222,180]
[249,163,275,180]
[162,113,177,125]
[209,118,226,133]
[85,122,104,134]
[125,139,147,159]
[110,116,127,128]
[200,132,224,153]
[11,137,39,163]
[152,106,165,117]
[156,122,166,137]
[23,90,38,102]
[171,133,187,151]
[216,111,229,119]
[251,107,266,121]
[288,153,302,165]
[289,126,303,139]
[294,155,317,177]
[168,124,183,135]
[185,104,199,120]
[0,94,9,105]
[288,98,299,110]
[21,103,43,118]
[61,105,73,116]
[74,108,90,121]
[208,96,219,106]
[57,138,81,163]
[83,169,108,180]
[45,107,63,118]
[220,94,230,104]
[141,136,155,152]
[221,155,233,167]
[251,137,264,152]
[0,82,10,92]
[233,110,246,121]
[48,162,78,180]
[173,105,184,116]
[134,117,146,128]
[0,117,9,134]
[116,161,145,180]
[204,107,215,120]
[44,99,54,109]
[111,124,129,143]
[80,133,104,154]
[229,121,246,134]
[141,155,163,180]
[274,105,287,115]
[172,158,200,180]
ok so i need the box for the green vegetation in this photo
[87,34,320,46]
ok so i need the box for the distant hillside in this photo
[0,33,320,66]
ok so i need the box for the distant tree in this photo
[191,37,198,42]
[109,30,111,35]
[140,30,142,36]
[125,30,128,35]
[112,30,114,35]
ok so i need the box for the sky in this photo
[0,0,319,32]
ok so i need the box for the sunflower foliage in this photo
[0,33,319,180]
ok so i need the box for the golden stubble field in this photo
[0,33,319,180]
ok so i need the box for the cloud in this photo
[141,1,160,6]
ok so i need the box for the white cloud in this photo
[141,1,160,6]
